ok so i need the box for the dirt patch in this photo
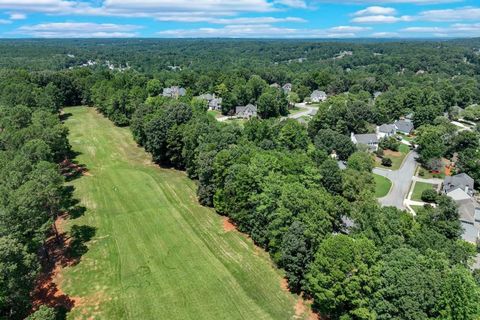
[31,214,97,316]
[280,278,289,292]
[223,217,236,232]
[383,149,402,157]
[60,159,91,178]
[31,215,79,312]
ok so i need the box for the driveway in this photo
[373,151,418,210]
[286,103,318,120]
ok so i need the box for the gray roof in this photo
[236,104,257,116]
[379,123,396,134]
[456,198,480,224]
[444,173,475,195]
[394,119,414,133]
[354,133,378,145]
[311,90,326,98]
[461,221,479,243]
[199,93,214,100]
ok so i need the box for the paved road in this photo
[373,151,418,210]
[287,103,318,119]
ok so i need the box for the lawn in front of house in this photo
[376,144,410,170]
[411,181,438,201]
[374,174,392,198]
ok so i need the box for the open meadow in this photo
[60,106,301,319]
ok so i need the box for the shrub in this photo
[381,157,392,167]
[421,189,438,203]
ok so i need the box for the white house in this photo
[351,132,379,152]
[310,90,327,103]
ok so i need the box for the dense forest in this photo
[1,39,480,320]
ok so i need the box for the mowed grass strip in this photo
[374,174,392,198]
[61,107,297,320]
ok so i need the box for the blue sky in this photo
[0,0,479,38]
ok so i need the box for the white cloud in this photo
[400,23,480,37]
[353,6,396,16]
[370,31,399,37]
[328,25,371,32]
[157,24,367,38]
[274,0,308,8]
[15,22,141,38]
[155,16,307,24]
[0,18,11,24]
[351,15,412,23]
[9,12,27,20]
[417,7,480,21]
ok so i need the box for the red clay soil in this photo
[31,214,80,313]
[222,217,236,232]
[280,278,321,320]
[60,159,90,177]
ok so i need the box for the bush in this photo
[381,157,392,167]
[421,189,438,203]
[26,306,57,320]
[376,148,384,157]
[379,137,400,152]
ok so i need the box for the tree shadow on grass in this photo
[66,225,97,263]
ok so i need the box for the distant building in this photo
[443,172,479,243]
[394,119,414,135]
[282,83,292,93]
[351,133,379,151]
[376,124,396,139]
[162,86,186,99]
[443,173,475,198]
[198,93,222,111]
[270,83,281,89]
[310,90,327,103]
[235,104,257,119]
[374,91,382,99]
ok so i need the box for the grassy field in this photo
[61,107,300,319]
[411,181,437,202]
[376,144,410,170]
[374,174,392,198]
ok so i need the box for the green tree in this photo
[307,235,378,320]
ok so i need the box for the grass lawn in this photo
[411,181,437,202]
[207,110,222,118]
[374,174,392,198]
[417,166,446,179]
[376,144,410,170]
[411,205,426,214]
[61,107,299,319]
[288,107,305,115]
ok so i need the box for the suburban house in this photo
[282,83,292,93]
[376,119,414,138]
[270,83,281,89]
[350,132,379,151]
[162,86,186,99]
[310,90,327,103]
[443,173,475,198]
[376,124,396,139]
[235,104,257,119]
[198,93,222,111]
[394,119,414,135]
[443,173,479,243]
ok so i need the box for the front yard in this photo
[411,181,438,201]
[376,144,410,170]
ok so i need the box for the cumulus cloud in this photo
[401,23,480,37]
[9,12,27,20]
[353,6,396,16]
[15,22,141,38]
[370,31,399,37]
[352,15,412,23]
[157,24,367,38]
[416,7,480,21]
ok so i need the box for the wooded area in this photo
[1,39,480,320]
